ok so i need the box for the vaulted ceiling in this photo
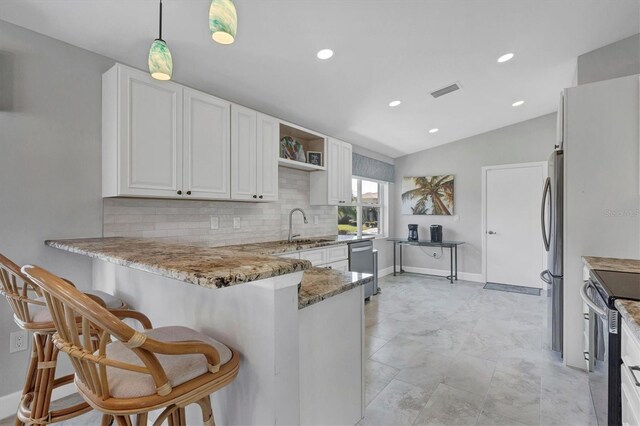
[1,0,638,157]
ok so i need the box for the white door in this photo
[326,138,342,205]
[231,104,257,200]
[183,88,231,199]
[118,66,183,197]
[256,113,279,201]
[340,142,353,204]
[485,163,546,288]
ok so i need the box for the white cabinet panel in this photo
[279,252,300,259]
[231,105,258,200]
[326,259,349,271]
[310,138,352,206]
[183,88,230,199]
[117,65,183,197]
[327,138,342,205]
[340,142,353,203]
[299,248,327,266]
[326,245,349,263]
[257,113,279,201]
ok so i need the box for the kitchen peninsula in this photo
[45,237,372,425]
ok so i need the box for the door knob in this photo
[186,191,191,195]
[259,195,263,199]
[488,230,496,235]
[177,190,182,195]
[253,195,257,199]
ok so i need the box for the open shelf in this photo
[278,157,326,171]
[279,121,326,170]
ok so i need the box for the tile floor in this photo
[361,273,597,426]
[2,273,596,426]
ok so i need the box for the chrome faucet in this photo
[288,208,308,242]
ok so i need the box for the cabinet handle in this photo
[259,195,263,199]
[177,190,182,195]
[253,195,257,199]
[186,191,192,195]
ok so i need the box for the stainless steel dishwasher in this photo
[349,240,375,300]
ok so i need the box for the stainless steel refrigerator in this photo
[541,148,563,355]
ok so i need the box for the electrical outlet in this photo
[210,216,219,230]
[314,215,319,225]
[233,217,241,229]
[10,330,28,353]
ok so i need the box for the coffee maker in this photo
[430,225,443,243]
[408,224,419,241]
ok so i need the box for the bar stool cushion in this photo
[103,326,233,398]
[30,291,125,323]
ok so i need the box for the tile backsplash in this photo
[103,168,338,246]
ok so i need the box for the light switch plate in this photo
[233,217,241,229]
[210,216,219,230]
[314,215,319,225]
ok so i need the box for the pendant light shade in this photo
[149,39,173,81]
[149,0,173,81]
[209,0,237,45]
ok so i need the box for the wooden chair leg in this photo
[135,413,148,426]
[14,344,38,426]
[102,414,115,426]
[114,415,132,426]
[196,396,215,426]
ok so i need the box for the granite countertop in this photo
[582,256,640,274]
[45,237,312,289]
[45,237,375,308]
[616,299,640,342]
[298,268,373,309]
[205,234,374,255]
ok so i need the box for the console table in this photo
[388,238,465,283]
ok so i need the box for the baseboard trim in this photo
[0,383,76,420]
[378,266,394,278]
[392,266,484,283]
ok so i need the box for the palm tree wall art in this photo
[401,175,454,215]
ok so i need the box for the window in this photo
[338,177,388,237]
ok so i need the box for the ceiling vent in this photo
[430,82,462,98]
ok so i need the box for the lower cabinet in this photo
[621,320,640,425]
[279,245,349,270]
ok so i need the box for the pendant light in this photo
[209,0,237,45]
[148,0,173,80]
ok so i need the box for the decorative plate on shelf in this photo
[280,136,306,163]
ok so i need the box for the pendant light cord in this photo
[158,0,163,40]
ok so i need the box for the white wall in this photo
[577,34,640,85]
[392,113,557,279]
[0,19,115,396]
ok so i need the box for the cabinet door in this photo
[340,142,353,204]
[231,105,257,200]
[256,113,279,201]
[118,66,183,197]
[183,88,231,199]
[326,138,342,205]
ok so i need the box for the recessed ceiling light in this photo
[317,49,334,60]
[388,100,402,107]
[512,100,525,107]
[497,53,514,63]
[429,128,439,133]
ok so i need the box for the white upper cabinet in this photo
[183,88,231,199]
[257,113,279,201]
[103,64,232,200]
[231,105,279,201]
[310,137,353,206]
[103,64,183,198]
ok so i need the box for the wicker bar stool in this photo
[0,254,130,426]
[21,264,240,426]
